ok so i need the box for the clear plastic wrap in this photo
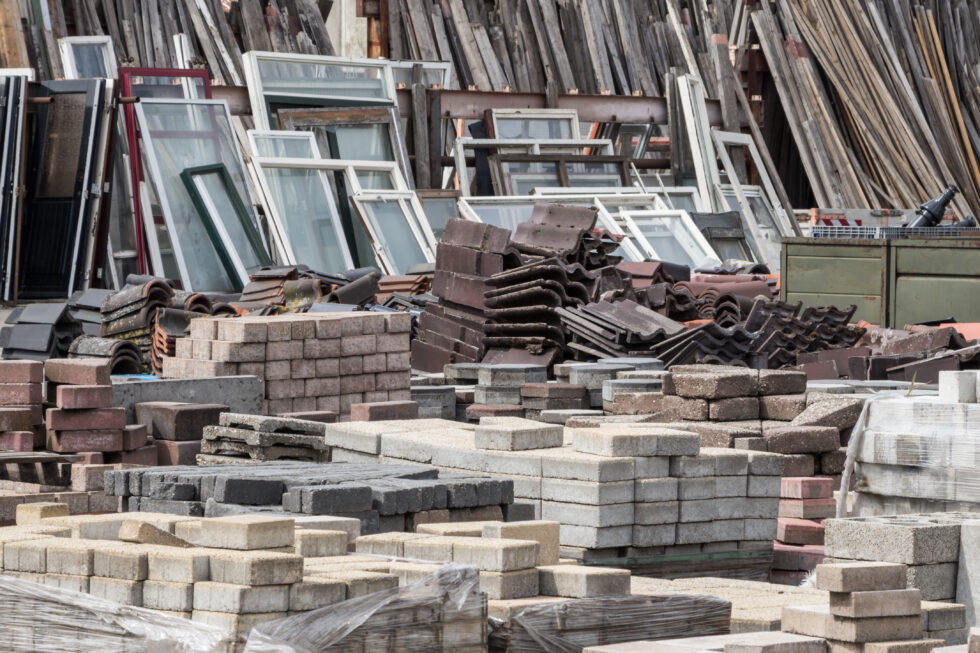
[245,564,485,652]
[487,593,731,653]
[0,573,239,652]
[842,395,980,511]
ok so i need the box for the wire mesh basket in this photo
[809,225,980,239]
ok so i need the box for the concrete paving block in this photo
[559,524,633,549]
[824,517,961,564]
[294,530,347,557]
[908,562,958,601]
[781,604,922,642]
[829,588,921,618]
[15,502,68,525]
[779,499,836,520]
[208,550,303,586]
[957,521,980,628]
[634,501,679,525]
[675,520,745,545]
[541,501,633,528]
[677,477,716,500]
[746,451,786,476]
[191,610,286,634]
[922,601,966,632]
[479,568,539,599]
[197,515,294,550]
[401,535,457,562]
[143,580,194,611]
[635,478,679,503]
[632,524,675,547]
[89,577,143,606]
[759,394,808,421]
[119,520,192,547]
[42,573,89,594]
[669,456,716,478]
[355,532,432,557]
[483,521,560,566]
[293,516,360,543]
[3,538,54,572]
[475,417,563,451]
[863,641,947,653]
[288,579,347,611]
[478,364,547,387]
[939,371,977,404]
[452,537,539,571]
[816,562,908,592]
[44,540,95,575]
[748,476,781,498]
[745,518,778,541]
[634,456,670,479]
[147,548,211,583]
[671,370,759,399]
[710,396,760,421]
[791,398,864,431]
[764,425,840,454]
[94,545,150,580]
[539,449,635,482]
[537,564,630,597]
[576,426,700,457]
[194,582,289,614]
[540,478,634,506]
[313,570,398,598]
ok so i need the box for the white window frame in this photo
[246,130,321,159]
[620,209,721,267]
[489,108,581,139]
[58,36,117,79]
[351,190,437,274]
[243,51,396,131]
[386,59,455,89]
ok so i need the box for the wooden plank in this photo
[412,80,431,188]
[182,0,232,83]
[148,0,169,68]
[239,0,273,52]
[386,0,405,60]
[535,0,576,92]
[295,0,335,56]
[578,0,614,93]
[445,0,491,90]
[487,23,515,89]
[472,23,508,91]
[523,0,559,91]
[428,2,454,65]
[405,0,439,61]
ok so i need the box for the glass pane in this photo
[258,58,392,102]
[108,119,137,286]
[665,192,698,213]
[714,239,748,261]
[468,202,536,232]
[252,135,317,158]
[355,169,396,190]
[631,217,705,267]
[128,75,207,99]
[70,44,109,78]
[495,118,573,139]
[360,199,427,274]
[194,171,265,270]
[748,195,779,231]
[419,197,458,241]
[390,64,448,88]
[139,102,262,291]
[326,124,393,161]
[38,92,87,198]
[261,167,349,271]
[566,161,622,188]
[498,161,559,194]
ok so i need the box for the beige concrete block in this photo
[354,532,432,557]
[863,640,947,653]
[315,570,398,598]
[89,577,143,606]
[402,535,457,562]
[3,538,56,572]
[193,582,290,614]
[453,537,539,572]
[288,578,347,611]
[143,580,194,612]
[119,520,192,547]
[42,573,89,593]
[816,562,908,593]
[147,548,211,583]
[782,604,923,642]
[387,561,441,585]
[191,610,286,634]
[294,530,347,558]
[479,568,539,600]
[197,515,295,550]
[537,564,630,597]
[829,588,921,618]
[208,550,303,586]
[482,521,560,566]
[45,539,96,575]
[15,502,68,525]
[416,521,496,536]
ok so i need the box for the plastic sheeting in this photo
[839,395,980,516]
[0,573,238,652]
[246,564,485,652]
[487,593,732,653]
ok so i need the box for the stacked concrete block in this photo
[783,562,940,649]
[199,412,331,464]
[104,459,514,535]
[520,382,590,419]
[581,632,829,653]
[411,385,456,419]
[163,313,412,417]
[135,401,228,466]
[569,363,636,408]
[853,396,980,515]
[772,477,832,585]
[468,364,547,418]
[0,360,43,451]
[44,359,155,465]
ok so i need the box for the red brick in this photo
[0,383,41,405]
[0,361,43,383]
[277,411,338,424]
[154,439,200,466]
[773,542,825,571]
[779,498,836,519]
[44,359,111,386]
[46,407,126,431]
[122,424,148,450]
[13,405,43,425]
[781,477,834,500]
[350,401,419,421]
[0,431,33,451]
[56,385,113,410]
[465,404,525,420]
[105,444,158,466]
[135,402,227,441]
[47,429,124,452]
[777,517,825,545]
[0,407,39,431]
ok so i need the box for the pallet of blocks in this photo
[162,312,412,416]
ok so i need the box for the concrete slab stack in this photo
[853,387,980,515]
[772,477,832,585]
[783,561,951,650]
[321,414,785,578]
[102,460,514,535]
[0,360,43,452]
[162,313,412,417]
[44,359,155,465]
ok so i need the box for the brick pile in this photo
[162,313,412,417]
[0,360,43,452]
[136,401,228,465]
[604,365,860,485]
[320,415,786,576]
[783,561,947,650]
[103,459,516,534]
[772,477,832,586]
[44,359,155,465]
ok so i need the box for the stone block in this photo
[89,577,143,606]
[778,518,825,546]
[294,530,347,557]
[147,548,211,583]
[710,396,760,421]
[541,501,633,528]
[537,565,630,597]
[479,568,539,599]
[94,545,149,580]
[312,570,397,598]
[782,477,833,499]
[44,359,110,386]
[938,371,977,403]
[779,498,836,520]
[355,532,432,557]
[288,579,346,611]
[475,417,563,451]
[758,370,808,395]
[208,550,303,586]
[824,518,961,565]
[671,370,759,399]
[781,604,922,642]
[759,394,808,420]
[194,582,289,614]
[143,580,194,612]
[635,478,678,502]
[197,515,294,550]
[572,426,699,457]
[482,521,560,566]
[402,535,457,562]
[816,562,908,592]
[119,520,191,547]
[829,588,921,618]
[452,537,539,572]
[45,407,126,432]
[791,398,864,431]
[0,360,42,383]
[540,478,634,505]
[15,502,68,525]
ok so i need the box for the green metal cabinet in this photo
[780,238,888,325]
[781,237,980,327]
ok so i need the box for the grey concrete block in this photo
[559,524,632,549]
[475,417,563,451]
[825,516,961,564]
[113,376,262,423]
[634,501,679,525]
[541,501,633,528]
[632,524,675,547]
[540,479,634,505]
[634,477,678,502]
[478,569,539,599]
